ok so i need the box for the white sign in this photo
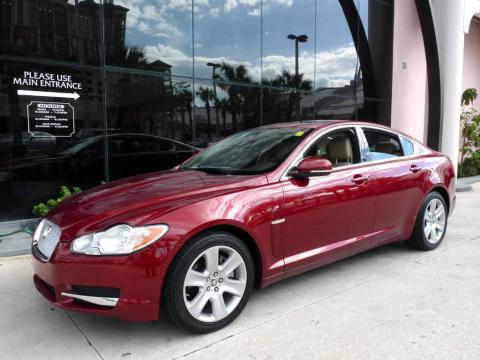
[18,89,80,100]
[13,71,82,93]
[27,101,75,138]
[13,71,82,138]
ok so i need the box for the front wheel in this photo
[406,191,448,251]
[163,231,254,333]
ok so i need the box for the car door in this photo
[281,126,377,273]
[359,127,427,245]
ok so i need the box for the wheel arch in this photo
[407,184,450,241]
[428,186,450,213]
[166,222,264,290]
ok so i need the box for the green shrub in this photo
[458,157,480,178]
[32,185,81,217]
[459,88,480,177]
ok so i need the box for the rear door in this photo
[360,127,427,245]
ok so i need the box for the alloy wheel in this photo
[183,245,247,323]
[423,198,446,244]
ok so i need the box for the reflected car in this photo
[0,131,56,151]
[1,133,198,183]
[31,121,456,333]
[74,128,123,139]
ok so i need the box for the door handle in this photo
[410,164,421,173]
[351,174,369,184]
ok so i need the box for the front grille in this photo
[33,219,61,260]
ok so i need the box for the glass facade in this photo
[0,0,393,221]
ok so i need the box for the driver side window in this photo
[304,129,360,168]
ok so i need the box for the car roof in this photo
[260,120,413,136]
[260,120,348,130]
[258,120,425,143]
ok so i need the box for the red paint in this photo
[31,121,455,322]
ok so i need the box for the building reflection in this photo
[0,0,367,134]
[0,0,127,64]
[0,0,395,221]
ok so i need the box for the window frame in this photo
[280,124,421,181]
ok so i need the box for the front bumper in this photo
[32,241,174,322]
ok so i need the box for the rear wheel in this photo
[406,191,448,251]
[163,231,254,333]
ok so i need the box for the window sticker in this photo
[13,71,82,138]
[27,101,75,138]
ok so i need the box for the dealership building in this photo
[0,0,479,223]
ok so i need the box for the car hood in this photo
[47,170,267,241]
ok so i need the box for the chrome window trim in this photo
[280,124,421,181]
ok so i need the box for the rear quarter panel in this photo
[369,152,454,248]
[420,154,456,215]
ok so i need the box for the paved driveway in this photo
[1,191,480,360]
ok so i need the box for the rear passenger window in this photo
[363,129,404,162]
[400,136,415,156]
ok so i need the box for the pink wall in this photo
[390,0,427,143]
[463,18,480,112]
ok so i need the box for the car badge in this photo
[43,225,52,239]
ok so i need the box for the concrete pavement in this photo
[1,191,480,360]
[0,219,36,257]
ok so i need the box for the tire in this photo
[163,231,254,333]
[406,191,448,251]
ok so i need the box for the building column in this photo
[429,0,466,171]
[391,0,427,142]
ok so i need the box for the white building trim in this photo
[429,0,466,172]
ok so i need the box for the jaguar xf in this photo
[31,120,455,333]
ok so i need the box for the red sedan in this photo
[32,120,456,333]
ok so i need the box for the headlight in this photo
[71,224,169,255]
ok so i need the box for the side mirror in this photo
[288,156,333,178]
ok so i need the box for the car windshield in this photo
[181,127,312,175]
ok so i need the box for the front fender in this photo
[151,182,285,285]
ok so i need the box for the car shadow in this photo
[64,240,418,341]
